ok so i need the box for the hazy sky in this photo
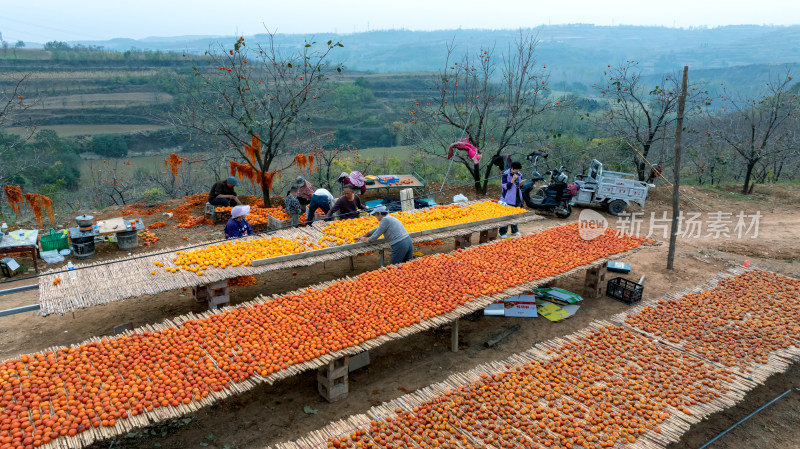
[1,0,798,43]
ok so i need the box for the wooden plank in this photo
[485,325,521,348]
[95,217,127,234]
[251,241,375,267]
[451,319,459,353]
[405,212,538,239]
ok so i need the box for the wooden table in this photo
[365,174,427,200]
[0,230,39,274]
[96,217,129,234]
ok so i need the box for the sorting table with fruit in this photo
[365,173,426,197]
[37,201,539,315]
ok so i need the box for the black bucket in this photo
[72,235,95,260]
[116,230,138,251]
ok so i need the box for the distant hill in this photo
[35,24,800,87]
[4,24,797,149]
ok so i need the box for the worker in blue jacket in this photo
[224,205,254,239]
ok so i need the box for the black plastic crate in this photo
[606,277,643,305]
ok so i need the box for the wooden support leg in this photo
[451,319,459,352]
[479,228,499,244]
[584,261,608,298]
[349,255,355,271]
[31,248,39,274]
[454,233,472,251]
[195,280,230,310]
[379,249,385,267]
[318,355,349,402]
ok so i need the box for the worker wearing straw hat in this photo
[356,205,413,264]
[224,205,255,239]
[337,171,367,195]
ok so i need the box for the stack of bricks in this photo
[192,280,230,310]
[478,228,499,244]
[454,233,472,250]
[584,261,608,298]
[317,356,349,402]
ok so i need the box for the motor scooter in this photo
[520,151,573,219]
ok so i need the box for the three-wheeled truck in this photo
[572,159,650,216]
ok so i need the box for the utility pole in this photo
[667,66,688,270]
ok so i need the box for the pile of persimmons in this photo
[0,223,648,448]
[624,270,800,373]
[169,201,525,275]
[167,236,309,274]
[321,201,527,244]
[228,275,258,287]
[326,325,739,449]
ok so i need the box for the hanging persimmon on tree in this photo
[165,153,183,179]
[4,185,54,227]
[3,185,23,215]
[172,30,345,203]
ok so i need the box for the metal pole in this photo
[0,304,40,317]
[439,105,476,193]
[0,283,39,297]
[438,157,457,194]
[667,66,688,270]
[698,389,793,449]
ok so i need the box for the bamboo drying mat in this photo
[37,201,542,315]
[611,266,800,384]
[266,321,757,449]
[17,238,655,449]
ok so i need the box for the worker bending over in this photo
[356,205,413,264]
[208,176,242,207]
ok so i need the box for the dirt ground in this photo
[0,184,799,449]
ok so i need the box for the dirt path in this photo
[0,185,798,449]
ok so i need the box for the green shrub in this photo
[142,187,166,203]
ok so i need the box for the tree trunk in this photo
[634,157,649,181]
[261,179,271,205]
[470,164,487,195]
[742,161,756,194]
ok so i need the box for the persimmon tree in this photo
[594,61,705,180]
[0,73,38,190]
[171,31,344,203]
[88,160,136,206]
[301,131,368,192]
[152,153,209,198]
[708,71,798,193]
[409,32,554,195]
